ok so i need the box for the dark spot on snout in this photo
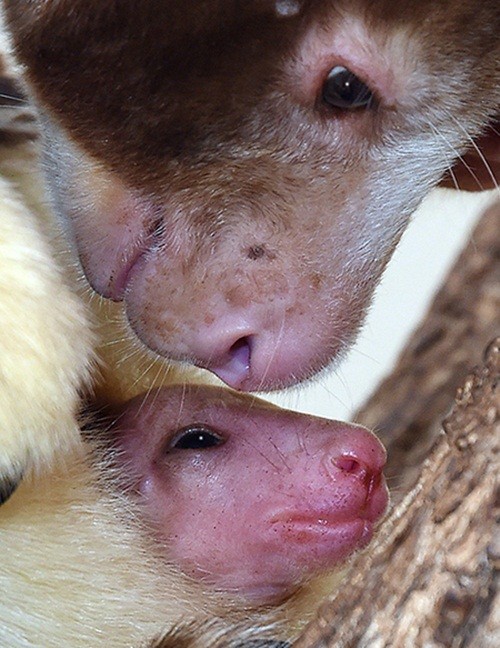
[310,271,323,289]
[247,244,276,260]
[248,245,266,260]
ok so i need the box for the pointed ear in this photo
[440,120,499,192]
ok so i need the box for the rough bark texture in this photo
[295,202,499,647]
[357,202,499,498]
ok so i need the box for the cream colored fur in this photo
[0,160,93,482]
[0,447,217,647]
[0,11,94,482]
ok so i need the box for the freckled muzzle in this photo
[119,214,366,392]
[53,145,376,393]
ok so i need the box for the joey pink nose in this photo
[333,454,382,495]
[331,424,387,475]
[326,437,388,522]
[330,452,381,484]
[334,455,367,477]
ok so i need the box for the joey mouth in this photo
[268,517,375,558]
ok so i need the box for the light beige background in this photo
[264,188,498,421]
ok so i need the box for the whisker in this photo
[242,437,282,473]
[268,438,292,473]
[445,164,461,191]
[134,356,166,414]
[256,312,287,394]
[174,381,188,430]
[426,120,483,190]
[447,111,498,190]
[0,92,27,105]
[143,361,171,415]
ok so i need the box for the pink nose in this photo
[334,454,385,501]
[122,235,341,392]
[185,316,326,392]
[319,426,389,521]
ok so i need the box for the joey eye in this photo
[170,425,225,450]
[321,66,373,110]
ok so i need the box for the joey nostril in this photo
[334,455,366,478]
[210,336,253,390]
[333,454,384,499]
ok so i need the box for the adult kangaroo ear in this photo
[441,120,499,191]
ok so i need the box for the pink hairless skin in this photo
[112,385,388,604]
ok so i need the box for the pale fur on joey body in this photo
[3,0,499,393]
[0,169,93,490]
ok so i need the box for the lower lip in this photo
[272,516,373,548]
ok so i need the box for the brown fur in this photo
[3,1,498,189]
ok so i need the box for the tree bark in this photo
[357,201,499,498]
[294,201,500,648]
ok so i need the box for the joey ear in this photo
[0,472,22,506]
[440,121,499,191]
[149,620,291,648]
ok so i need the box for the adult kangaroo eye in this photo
[321,65,373,109]
[170,425,225,450]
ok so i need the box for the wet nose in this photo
[332,454,383,500]
[188,314,324,392]
[322,425,388,519]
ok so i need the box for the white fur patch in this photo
[275,0,301,19]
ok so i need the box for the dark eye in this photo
[170,425,225,450]
[322,66,374,110]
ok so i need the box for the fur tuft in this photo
[0,172,94,483]
[149,618,290,648]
